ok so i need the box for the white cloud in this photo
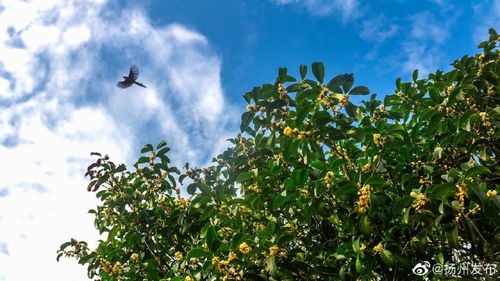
[272,0,361,21]
[0,1,237,281]
[410,11,449,44]
[472,0,500,44]
[360,15,399,42]
[400,41,443,75]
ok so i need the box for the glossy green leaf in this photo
[312,62,325,84]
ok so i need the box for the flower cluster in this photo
[454,183,468,223]
[323,171,335,183]
[373,243,383,254]
[283,126,314,139]
[361,163,373,173]
[410,191,427,212]
[338,93,349,107]
[175,198,191,209]
[300,189,309,197]
[479,112,491,127]
[246,104,257,112]
[212,253,243,280]
[100,259,123,277]
[247,184,260,193]
[356,184,372,213]
[238,242,251,254]
[372,134,386,147]
[277,83,287,98]
[486,189,497,199]
[130,253,139,263]
[174,251,184,261]
[268,245,280,256]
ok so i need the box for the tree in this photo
[59,29,499,281]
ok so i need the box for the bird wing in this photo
[128,64,139,81]
[134,81,147,88]
[117,80,133,88]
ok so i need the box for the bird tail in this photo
[134,81,147,88]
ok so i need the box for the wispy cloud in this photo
[0,1,237,280]
[273,0,361,21]
[409,11,449,44]
[360,15,399,42]
[472,0,500,44]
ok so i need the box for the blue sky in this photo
[0,0,498,280]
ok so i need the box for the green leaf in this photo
[381,249,396,267]
[327,73,354,93]
[136,156,149,165]
[187,183,197,195]
[236,172,252,183]
[310,160,326,170]
[465,166,491,178]
[429,88,441,104]
[272,195,289,210]
[359,215,371,235]
[446,225,459,248]
[428,183,456,200]
[311,62,325,84]
[240,111,254,132]
[156,140,167,149]
[206,225,217,247]
[278,67,287,83]
[300,64,307,80]
[412,69,418,82]
[365,175,385,187]
[107,225,120,241]
[335,183,357,199]
[141,144,154,153]
[355,254,365,273]
[186,248,206,260]
[349,86,370,95]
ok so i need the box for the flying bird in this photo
[117,64,147,88]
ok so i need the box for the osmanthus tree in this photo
[59,29,499,281]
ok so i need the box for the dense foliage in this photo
[59,29,499,280]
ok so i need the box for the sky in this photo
[0,0,498,280]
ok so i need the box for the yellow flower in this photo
[361,163,373,173]
[373,134,386,147]
[174,251,183,261]
[283,126,292,136]
[269,245,279,256]
[185,276,193,281]
[373,243,383,254]
[359,243,366,252]
[486,189,497,199]
[324,171,335,183]
[228,252,237,261]
[487,86,495,97]
[248,184,260,192]
[300,189,309,197]
[479,112,488,121]
[446,86,454,95]
[239,242,251,254]
[246,104,257,112]
[130,253,139,262]
[211,256,219,264]
[434,146,443,153]
[410,192,427,212]
[356,184,372,213]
